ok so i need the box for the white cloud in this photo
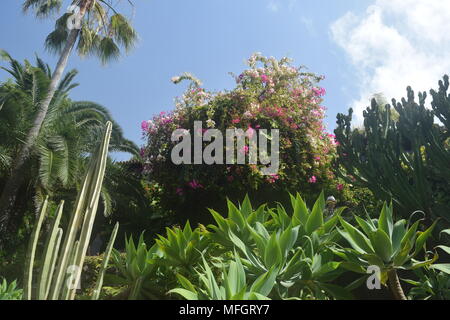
[331,0,450,122]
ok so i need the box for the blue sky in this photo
[4,0,445,160]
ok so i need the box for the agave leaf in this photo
[368,229,393,263]
[412,220,438,257]
[339,217,374,254]
[305,191,325,234]
[378,202,393,238]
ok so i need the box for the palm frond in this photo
[109,14,137,52]
[96,37,120,64]
[23,0,63,18]
[44,14,70,54]
[58,69,79,92]
[35,54,52,77]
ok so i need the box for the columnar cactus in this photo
[22,121,119,300]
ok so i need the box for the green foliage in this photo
[0,53,140,251]
[206,193,350,300]
[22,122,119,300]
[0,278,23,300]
[106,192,450,300]
[335,76,450,224]
[111,233,161,300]
[169,253,272,300]
[405,268,450,300]
[91,222,119,300]
[335,201,439,300]
[23,0,137,64]
[156,222,210,271]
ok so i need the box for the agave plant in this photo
[155,221,210,272]
[0,278,23,300]
[169,253,273,300]
[111,233,161,300]
[335,202,438,300]
[206,192,351,300]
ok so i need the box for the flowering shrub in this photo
[141,54,339,221]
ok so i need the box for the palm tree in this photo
[0,0,138,230]
[0,52,138,243]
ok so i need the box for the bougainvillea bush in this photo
[141,54,341,222]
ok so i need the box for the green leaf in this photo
[392,220,407,254]
[399,220,420,252]
[368,229,393,263]
[314,261,342,279]
[322,207,345,234]
[292,193,309,226]
[176,273,197,293]
[228,200,246,229]
[430,264,450,275]
[250,267,278,296]
[305,191,325,234]
[279,226,299,257]
[412,220,438,257]
[264,233,282,268]
[439,229,450,238]
[354,215,375,236]
[169,288,199,300]
[378,202,393,238]
[319,283,354,300]
[393,240,413,267]
[435,245,450,256]
[240,195,252,218]
[339,217,374,254]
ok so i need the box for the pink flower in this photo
[141,121,149,132]
[261,74,269,83]
[337,184,344,191]
[243,111,253,118]
[176,188,184,196]
[240,145,249,155]
[232,118,241,124]
[188,180,204,189]
[312,87,326,97]
[267,174,279,184]
[314,156,321,161]
[308,176,317,184]
[139,148,145,157]
[247,126,255,138]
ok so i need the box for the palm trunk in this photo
[388,269,407,300]
[0,0,92,237]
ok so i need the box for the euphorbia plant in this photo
[336,202,438,300]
